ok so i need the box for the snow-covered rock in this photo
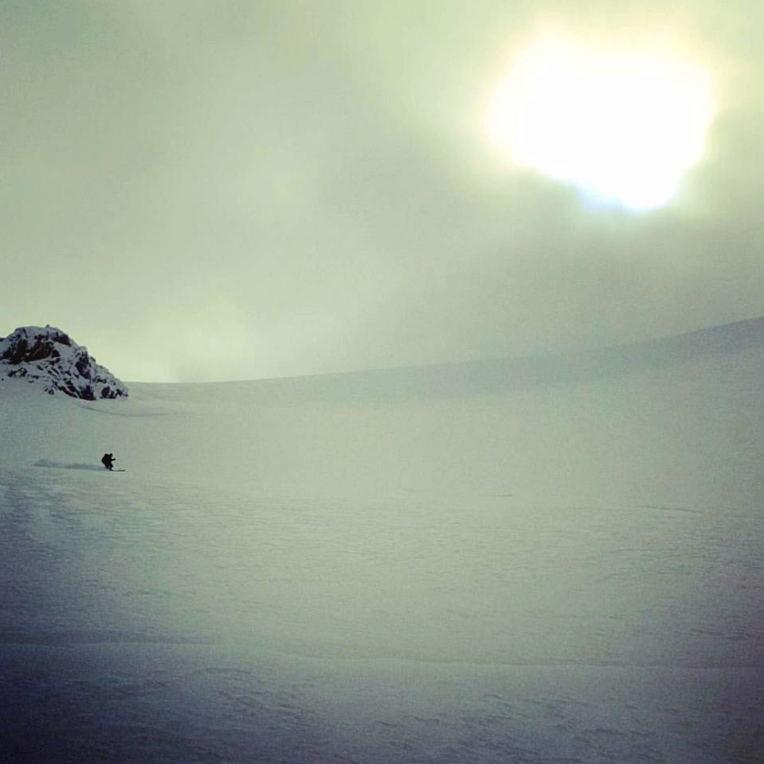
[0,325,128,400]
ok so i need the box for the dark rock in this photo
[0,325,128,400]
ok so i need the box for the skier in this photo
[101,453,115,471]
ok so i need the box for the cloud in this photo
[1,1,762,381]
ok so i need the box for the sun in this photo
[486,35,716,211]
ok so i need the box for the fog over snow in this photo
[2,2,764,381]
[2,318,762,762]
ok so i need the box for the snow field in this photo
[1,330,763,762]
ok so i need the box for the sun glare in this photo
[486,36,716,210]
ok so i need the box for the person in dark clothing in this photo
[101,453,115,471]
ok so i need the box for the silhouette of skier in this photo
[101,453,115,471]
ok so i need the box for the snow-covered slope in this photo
[0,325,127,400]
[1,317,762,763]
[7,315,754,507]
[221,314,764,401]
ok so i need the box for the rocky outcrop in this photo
[0,325,128,400]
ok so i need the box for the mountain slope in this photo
[193,314,764,402]
[1,316,762,763]
[1,315,761,505]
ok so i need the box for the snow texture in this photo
[1,318,763,763]
[0,325,127,400]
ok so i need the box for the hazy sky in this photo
[2,1,763,382]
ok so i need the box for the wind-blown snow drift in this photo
[0,325,127,400]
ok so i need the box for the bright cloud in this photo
[486,35,716,210]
